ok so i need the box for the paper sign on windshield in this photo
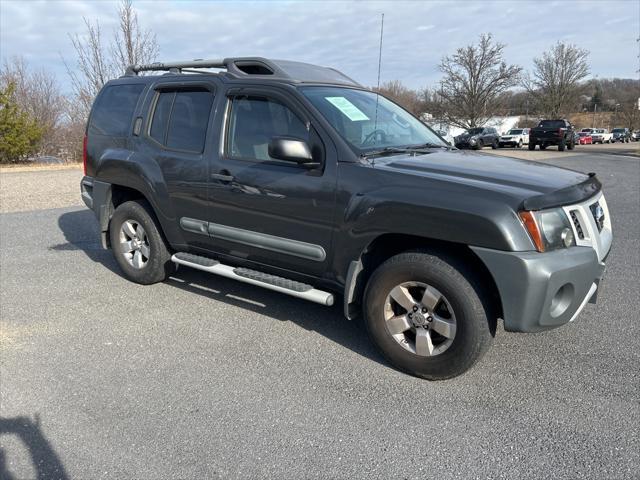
[325,97,370,121]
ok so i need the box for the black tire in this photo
[567,139,575,150]
[109,200,174,285]
[517,140,523,149]
[491,139,498,149]
[473,140,483,150]
[558,139,566,151]
[528,142,536,151]
[363,251,494,380]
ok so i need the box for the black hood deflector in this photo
[522,173,601,211]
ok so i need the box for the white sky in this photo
[1,0,638,91]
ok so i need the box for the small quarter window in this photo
[89,84,145,136]
[150,91,174,144]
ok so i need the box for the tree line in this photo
[0,0,157,164]
[377,34,639,132]
[1,4,638,163]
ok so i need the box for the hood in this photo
[455,132,473,140]
[374,149,589,203]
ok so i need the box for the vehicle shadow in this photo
[55,209,387,368]
[0,415,68,480]
[52,209,120,275]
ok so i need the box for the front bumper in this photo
[471,246,606,332]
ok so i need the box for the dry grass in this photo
[0,163,82,173]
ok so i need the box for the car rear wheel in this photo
[517,140,523,148]
[363,251,494,380]
[109,200,174,285]
[491,139,498,149]
[528,142,536,150]
[558,139,566,151]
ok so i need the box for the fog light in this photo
[561,227,574,248]
[550,283,574,318]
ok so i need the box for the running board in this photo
[171,252,334,306]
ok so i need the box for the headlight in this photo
[519,208,575,252]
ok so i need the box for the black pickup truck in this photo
[529,119,576,151]
[80,57,612,380]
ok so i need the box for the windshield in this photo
[612,128,624,133]
[507,129,523,135]
[578,132,589,137]
[299,86,445,152]
[467,128,484,135]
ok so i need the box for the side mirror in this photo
[268,137,316,166]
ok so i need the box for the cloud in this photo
[1,0,637,92]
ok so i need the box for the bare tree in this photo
[523,42,590,118]
[375,80,425,116]
[65,18,116,116]
[65,0,158,117]
[438,34,522,129]
[111,0,159,73]
[1,56,65,155]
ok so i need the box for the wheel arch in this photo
[344,233,503,331]
[98,182,170,249]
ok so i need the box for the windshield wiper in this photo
[360,147,414,159]
[406,142,453,150]
[361,143,453,160]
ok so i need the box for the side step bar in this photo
[171,252,334,306]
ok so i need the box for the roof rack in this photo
[124,57,361,87]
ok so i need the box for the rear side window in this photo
[89,84,145,136]
[149,89,214,153]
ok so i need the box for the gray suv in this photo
[80,57,613,380]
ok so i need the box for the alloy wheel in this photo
[383,281,457,357]
[119,219,150,269]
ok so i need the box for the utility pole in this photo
[592,103,597,128]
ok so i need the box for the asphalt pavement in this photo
[1,152,638,479]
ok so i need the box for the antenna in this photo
[376,13,384,91]
[372,13,385,154]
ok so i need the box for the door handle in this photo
[211,172,234,183]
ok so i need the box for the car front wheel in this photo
[363,251,494,380]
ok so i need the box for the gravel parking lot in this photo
[1,152,638,479]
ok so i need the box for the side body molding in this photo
[180,218,327,262]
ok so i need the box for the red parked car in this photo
[577,132,593,145]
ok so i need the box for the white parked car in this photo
[590,128,612,144]
[498,128,530,148]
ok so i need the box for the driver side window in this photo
[226,95,309,162]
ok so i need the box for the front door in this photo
[206,88,337,277]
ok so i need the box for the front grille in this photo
[589,202,605,232]
[570,210,584,239]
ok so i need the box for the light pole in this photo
[592,103,597,128]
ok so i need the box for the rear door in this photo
[137,81,217,250]
[205,86,337,277]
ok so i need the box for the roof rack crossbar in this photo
[126,59,226,76]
